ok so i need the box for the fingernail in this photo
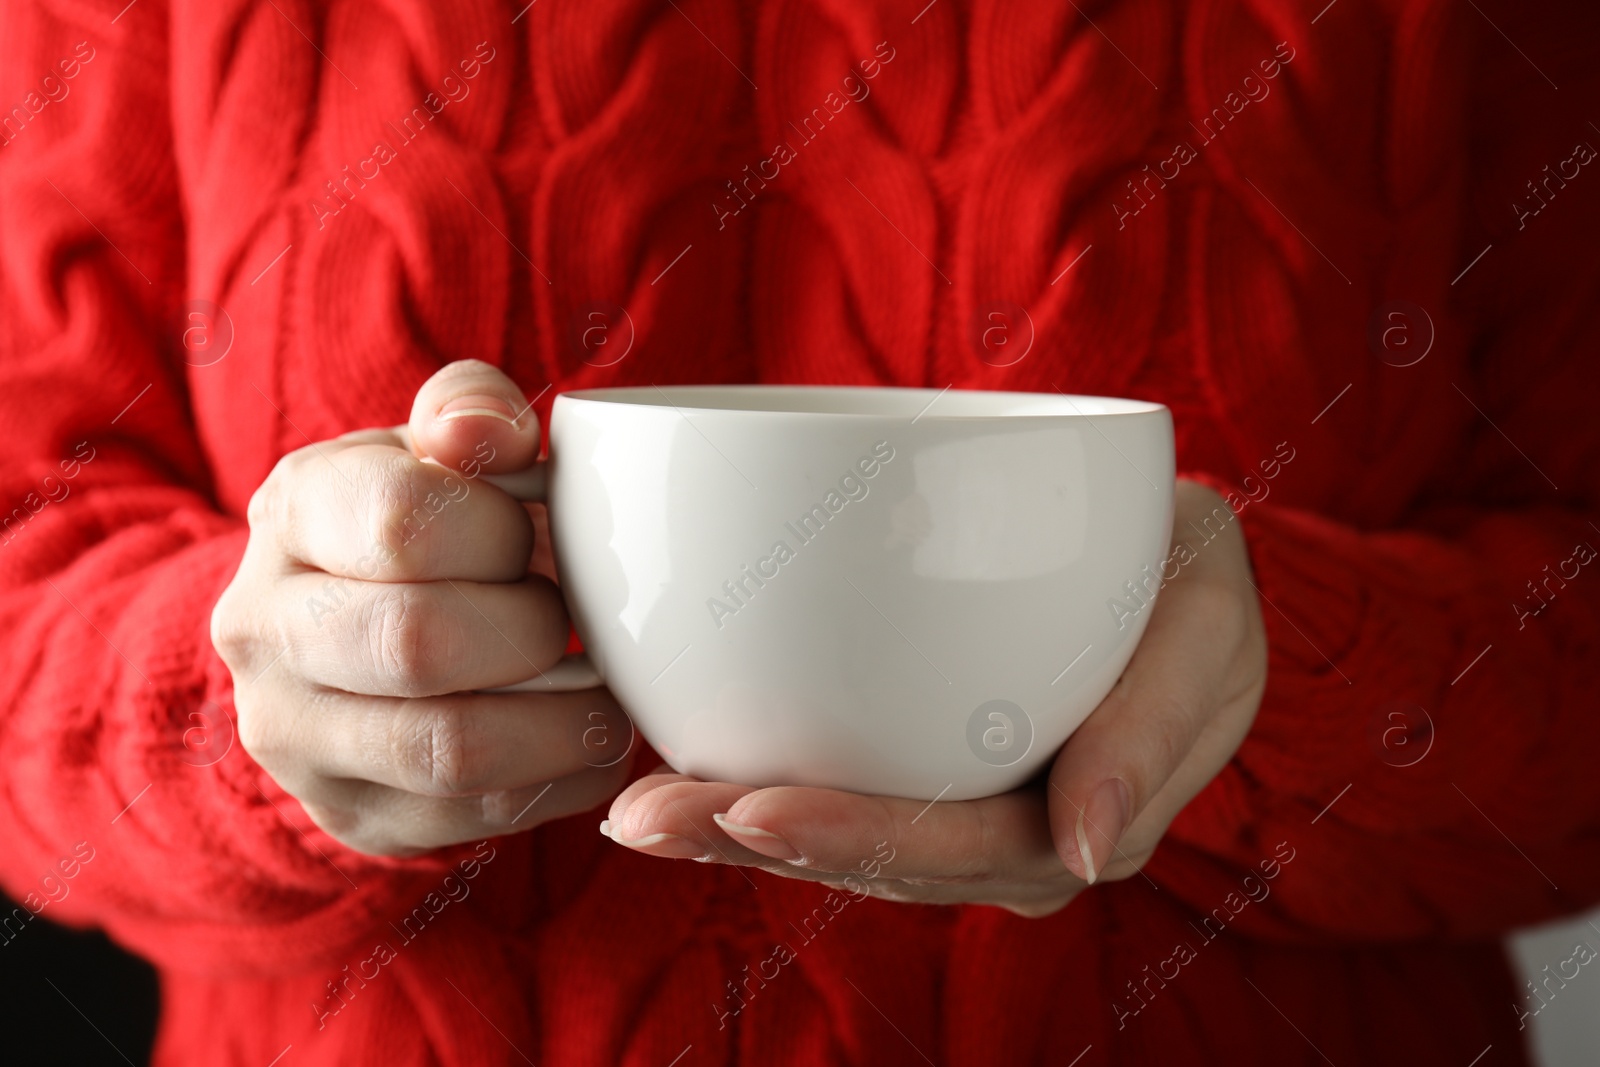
[598,819,612,837]
[1077,778,1132,886]
[713,812,801,862]
[438,394,519,426]
[605,825,707,860]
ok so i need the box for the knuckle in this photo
[248,449,309,530]
[364,454,434,580]
[247,464,282,527]
[925,809,996,883]
[302,784,432,858]
[233,691,281,765]
[367,586,455,695]
[1131,708,1186,798]
[883,800,991,882]
[399,705,488,796]
[209,586,250,668]
[619,782,695,838]
[210,577,286,683]
[963,804,1002,879]
[245,482,275,530]
[1150,691,1200,763]
[298,797,368,847]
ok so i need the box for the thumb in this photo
[1047,481,1261,885]
[408,359,541,474]
[1045,583,1227,884]
[1046,676,1197,885]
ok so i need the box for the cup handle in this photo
[481,463,602,694]
[490,655,602,693]
[483,465,546,504]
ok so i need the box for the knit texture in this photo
[2,1,1599,1064]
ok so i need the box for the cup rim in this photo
[556,384,1167,420]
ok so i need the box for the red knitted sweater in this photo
[3,1,1599,1064]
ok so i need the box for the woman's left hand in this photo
[603,480,1268,917]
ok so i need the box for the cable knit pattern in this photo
[3,1,1599,1064]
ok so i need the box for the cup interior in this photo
[560,385,1164,419]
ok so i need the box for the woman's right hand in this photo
[211,360,633,856]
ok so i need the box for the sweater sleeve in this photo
[0,2,453,977]
[1152,475,1600,943]
[1150,8,1600,943]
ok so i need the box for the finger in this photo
[606,779,1077,915]
[275,443,534,582]
[408,359,541,475]
[610,778,1064,886]
[604,777,760,862]
[606,766,698,825]
[303,761,631,856]
[1047,575,1248,884]
[283,572,569,696]
[250,686,634,797]
[716,785,1062,884]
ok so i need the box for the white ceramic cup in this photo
[491,385,1174,802]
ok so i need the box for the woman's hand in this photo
[603,479,1266,916]
[212,360,632,856]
